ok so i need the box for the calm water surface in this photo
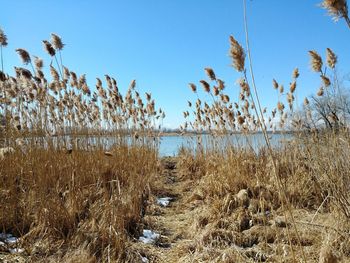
[158,133,291,156]
[12,133,291,157]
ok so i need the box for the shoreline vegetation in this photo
[1,1,350,262]
[0,128,299,138]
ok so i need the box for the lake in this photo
[158,133,292,156]
[4,133,291,157]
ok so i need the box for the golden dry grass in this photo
[1,2,350,261]
[0,145,158,262]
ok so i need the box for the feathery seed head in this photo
[237,115,245,125]
[292,68,300,79]
[222,94,230,103]
[239,92,245,101]
[50,65,59,81]
[239,78,250,96]
[279,84,284,94]
[63,66,70,80]
[277,101,285,112]
[33,56,43,69]
[0,27,8,46]
[326,48,337,69]
[146,92,151,101]
[96,77,102,88]
[272,79,279,89]
[189,83,197,93]
[308,50,323,72]
[15,67,32,80]
[229,35,245,72]
[16,48,31,64]
[322,0,349,21]
[321,75,331,87]
[204,67,216,81]
[51,33,64,50]
[129,79,136,90]
[213,86,219,96]
[43,40,56,56]
[200,80,210,93]
[290,81,297,93]
[0,71,6,81]
[317,87,324,96]
[217,79,225,91]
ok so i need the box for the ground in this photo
[1,157,348,262]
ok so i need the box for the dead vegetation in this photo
[1,1,350,262]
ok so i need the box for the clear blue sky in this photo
[1,0,349,128]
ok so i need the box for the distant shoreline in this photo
[159,130,294,137]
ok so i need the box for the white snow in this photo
[156,197,173,207]
[139,229,160,244]
[0,233,18,244]
[9,248,24,254]
[0,233,24,253]
[141,256,149,263]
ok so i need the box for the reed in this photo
[1,1,350,261]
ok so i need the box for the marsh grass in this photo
[1,1,350,261]
[0,145,157,262]
[178,1,350,261]
[0,31,161,262]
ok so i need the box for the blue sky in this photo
[1,0,349,128]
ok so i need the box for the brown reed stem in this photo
[0,45,3,73]
[345,16,350,28]
[54,54,63,79]
[242,1,307,262]
[58,50,64,75]
[0,45,7,146]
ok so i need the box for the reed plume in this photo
[0,27,8,46]
[200,80,210,93]
[0,71,5,81]
[317,87,325,96]
[326,48,338,68]
[292,68,299,79]
[33,56,44,69]
[322,0,350,28]
[229,35,245,72]
[272,79,279,89]
[43,40,56,56]
[204,67,216,81]
[51,33,64,50]
[308,50,323,72]
[15,48,31,64]
[321,75,331,87]
[189,83,197,93]
[290,81,296,93]
[279,84,284,94]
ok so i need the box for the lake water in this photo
[5,133,291,157]
[158,133,291,156]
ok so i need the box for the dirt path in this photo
[135,157,198,262]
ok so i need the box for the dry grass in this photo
[1,2,350,261]
[0,31,161,262]
[174,136,350,262]
[0,145,158,262]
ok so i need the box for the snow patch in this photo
[139,229,160,244]
[0,233,24,253]
[157,197,172,207]
[141,256,149,263]
[0,233,19,244]
[9,248,25,254]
